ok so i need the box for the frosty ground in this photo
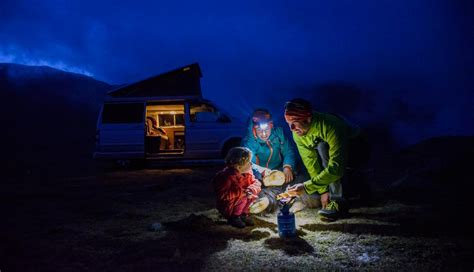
[1,147,472,271]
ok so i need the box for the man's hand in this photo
[283,166,294,183]
[286,183,305,196]
[320,192,329,208]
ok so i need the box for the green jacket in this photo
[292,112,360,194]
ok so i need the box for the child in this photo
[213,147,262,228]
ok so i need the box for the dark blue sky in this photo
[1,0,473,145]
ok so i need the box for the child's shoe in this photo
[228,216,245,228]
[240,214,255,226]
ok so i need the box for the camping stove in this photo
[277,197,297,238]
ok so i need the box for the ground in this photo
[1,153,472,271]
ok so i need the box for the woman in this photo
[241,109,296,213]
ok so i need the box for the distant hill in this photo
[0,63,112,111]
[0,63,114,176]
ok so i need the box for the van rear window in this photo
[102,103,144,123]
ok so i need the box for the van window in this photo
[159,114,174,126]
[157,113,185,127]
[190,103,217,122]
[102,103,144,124]
[175,114,185,126]
[189,102,230,123]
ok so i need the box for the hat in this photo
[284,98,312,123]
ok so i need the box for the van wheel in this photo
[221,137,242,158]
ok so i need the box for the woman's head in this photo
[252,109,273,141]
[146,116,157,127]
[225,147,252,173]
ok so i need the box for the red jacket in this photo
[213,166,261,218]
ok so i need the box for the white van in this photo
[93,64,245,165]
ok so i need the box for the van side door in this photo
[97,102,145,159]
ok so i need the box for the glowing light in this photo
[259,123,268,130]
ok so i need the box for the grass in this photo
[1,165,472,271]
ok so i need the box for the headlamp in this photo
[258,123,269,130]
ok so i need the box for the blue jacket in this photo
[241,121,296,171]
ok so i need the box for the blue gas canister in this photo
[277,202,296,238]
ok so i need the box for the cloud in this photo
[0,48,94,77]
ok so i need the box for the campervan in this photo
[93,63,245,165]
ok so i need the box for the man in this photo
[285,98,370,220]
[241,109,296,213]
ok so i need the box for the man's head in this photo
[225,147,253,173]
[252,109,273,141]
[284,98,313,136]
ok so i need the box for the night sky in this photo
[1,0,473,146]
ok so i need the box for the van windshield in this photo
[102,103,144,124]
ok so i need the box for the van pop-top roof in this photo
[107,63,202,98]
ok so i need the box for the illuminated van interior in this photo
[145,104,185,155]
